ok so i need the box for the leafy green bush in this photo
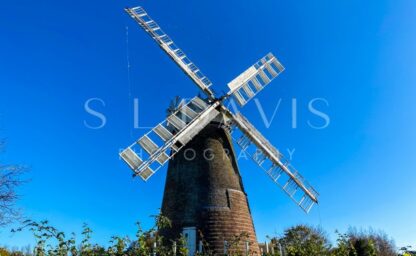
[10,214,187,256]
[7,220,398,256]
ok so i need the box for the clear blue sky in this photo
[1,0,415,249]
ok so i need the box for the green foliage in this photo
[176,235,189,256]
[8,219,399,256]
[80,223,94,256]
[399,246,416,256]
[336,228,396,256]
[265,226,396,256]
[0,247,11,256]
[277,225,331,256]
[107,236,129,256]
[9,213,188,256]
[224,232,256,256]
[127,221,151,255]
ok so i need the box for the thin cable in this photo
[125,26,133,139]
[317,203,323,229]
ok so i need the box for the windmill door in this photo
[182,227,197,256]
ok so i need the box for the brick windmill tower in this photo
[120,6,319,255]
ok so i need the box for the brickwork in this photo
[161,122,260,255]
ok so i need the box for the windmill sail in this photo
[227,111,318,213]
[227,53,284,106]
[120,97,220,181]
[125,7,216,99]
[123,5,320,216]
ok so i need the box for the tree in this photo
[347,228,395,256]
[350,237,376,256]
[0,139,27,226]
[331,231,356,256]
[332,228,396,256]
[278,225,331,256]
[369,230,396,256]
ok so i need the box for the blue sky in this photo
[1,0,416,249]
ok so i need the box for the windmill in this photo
[120,6,319,255]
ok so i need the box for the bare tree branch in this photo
[0,139,28,226]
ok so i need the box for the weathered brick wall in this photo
[161,122,260,255]
[199,189,260,255]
